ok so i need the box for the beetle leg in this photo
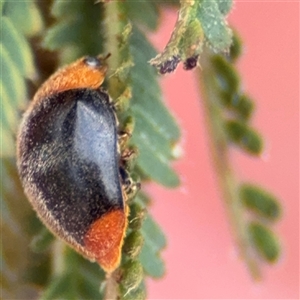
[126,181,141,200]
[120,147,138,171]
[118,116,134,148]
[120,167,141,201]
[121,147,137,161]
[118,130,131,149]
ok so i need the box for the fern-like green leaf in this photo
[199,30,283,278]
[197,0,232,52]
[136,194,167,278]
[129,27,180,187]
[139,237,165,278]
[216,0,233,15]
[1,17,35,78]
[43,0,104,63]
[1,3,42,157]
[0,45,26,107]
[150,0,233,73]
[1,48,26,157]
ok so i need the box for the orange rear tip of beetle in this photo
[84,209,127,273]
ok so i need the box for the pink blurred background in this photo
[145,2,299,299]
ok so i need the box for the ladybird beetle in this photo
[16,56,139,273]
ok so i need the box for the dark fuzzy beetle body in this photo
[18,88,123,242]
[17,56,137,273]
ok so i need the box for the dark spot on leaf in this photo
[183,55,199,70]
[158,56,181,74]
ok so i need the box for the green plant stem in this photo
[104,272,119,300]
[52,239,65,276]
[104,1,124,99]
[198,53,261,280]
[102,3,126,299]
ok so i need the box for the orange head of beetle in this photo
[33,54,111,103]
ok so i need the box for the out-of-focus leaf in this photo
[228,30,243,62]
[40,248,105,300]
[30,227,55,253]
[1,17,35,78]
[1,158,44,299]
[240,184,281,221]
[1,4,40,157]
[125,0,159,31]
[2,0,43,36]
[211,55,239,94]
[43,0,104,63]
[225,120,263,155]
[220,92,254,121]
[249,222,281,263]
[0,45,26,106]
